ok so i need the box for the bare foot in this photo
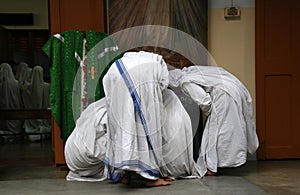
[118,172,131,184]
[205,169,217,176]
[161,177,173,182]
[145,178,172,187]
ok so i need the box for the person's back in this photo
[16,62,32,85]
[0,63,22,136]
[169,65,259,175]
[22,66,51,141]
[103,51,171,186]
[64,98,108,181]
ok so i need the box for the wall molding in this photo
[209,0,254,8]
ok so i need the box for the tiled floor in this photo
[0,139,299,194]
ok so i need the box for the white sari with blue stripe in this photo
[103,51,169,181]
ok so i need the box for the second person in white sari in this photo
[169,65,259,175]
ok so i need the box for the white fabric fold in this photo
[161,89,205,178]
[64,98,108,182]
[103,51,169,180]
[169,65,259,173]
[22,66,51,141]
[0,63,22,134]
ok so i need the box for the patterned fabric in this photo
[42,30,120,141]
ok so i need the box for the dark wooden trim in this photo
[0,109,51,120]
[92,0,106,32]
[48,0,61,35]
[255,0,266,160]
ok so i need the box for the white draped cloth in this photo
[169,65,259,173]
[15,62,32,82]
[0,63,22,134]
[15,62,32,107]
[64,88,204,182]
[161,89,205,178]
[64,98,108,182]
[22,66,51,141]
[103,51,169,181]
[16,62,32,86]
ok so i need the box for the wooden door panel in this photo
[264,1,291,61]
[49,0,105,34]
[59,1,94,30]
[59,0,104,32]
[292,7,300,61]
[265,75,294,158]
[256,0,300,159]
[291,2,300,155]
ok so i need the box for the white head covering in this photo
[22,65,51,140]
[0,63,21,109]
[22,66,44,109]
[15,62,32,85]
[0,63,22,134]
[168,68,185,87]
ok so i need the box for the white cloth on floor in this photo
[103,51,169,181]
[64,98,108,182]
[0,63,23,134]
[169,65,259,173]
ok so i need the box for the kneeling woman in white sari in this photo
[103,51,205,186]
[64,89,204,183]
[169,65,259,176]
[64,98,108,182]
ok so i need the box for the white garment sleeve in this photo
[181,82,212,115]
[159,59,169,90]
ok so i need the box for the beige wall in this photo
[208,7,256,117]
[0,0,48,29]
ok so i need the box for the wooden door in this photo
[256,0,300,159]
[49,0,105,34]
[48,0,106,164]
